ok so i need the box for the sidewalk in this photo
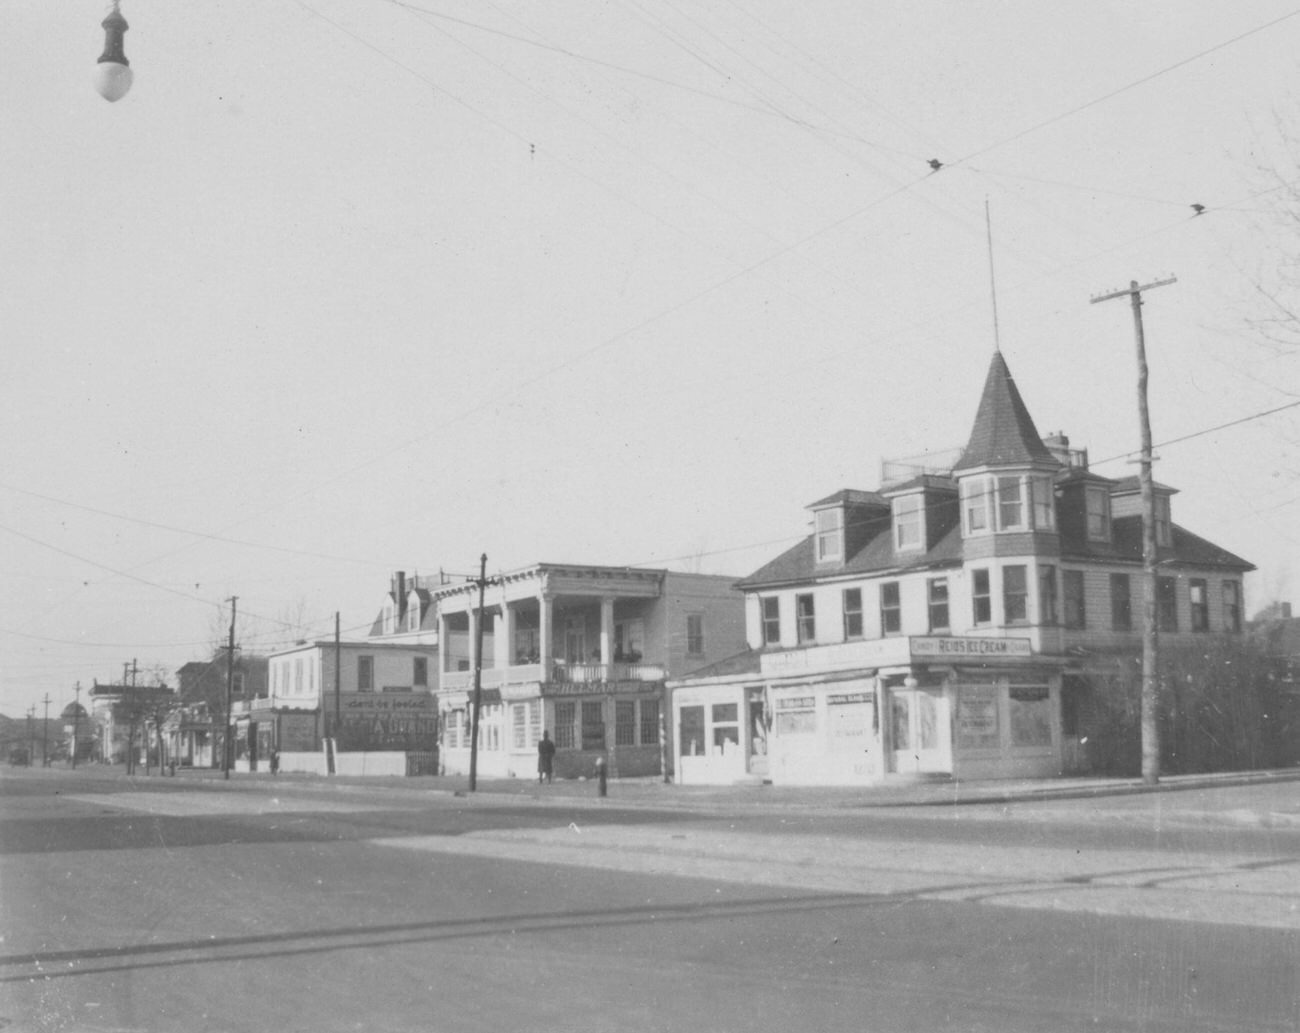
[105,762,1300,819]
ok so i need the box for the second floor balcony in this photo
[440,660,666,694]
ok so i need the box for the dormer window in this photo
[1154,495,1171,547]
[1085,486,1110,541]
[815,508,844,562]
[893,495,923,551]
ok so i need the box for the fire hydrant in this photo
[595,755,607,797]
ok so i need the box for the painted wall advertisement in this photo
[334,692,438,751]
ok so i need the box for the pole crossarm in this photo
[1090,276,1177,305]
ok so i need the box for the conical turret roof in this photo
[953,352,1057,471]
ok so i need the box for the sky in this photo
[3,1,1299,720]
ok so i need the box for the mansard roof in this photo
[954,351,1058,471]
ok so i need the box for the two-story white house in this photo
[433,563,746,780]
[669,351,1254,786]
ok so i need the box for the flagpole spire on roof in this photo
[985,198,1002,355]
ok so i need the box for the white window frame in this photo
[815,508,844,562]
[1085,486,1110,541]
[893,495,923,551]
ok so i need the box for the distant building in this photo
[432,563,746,780]
[669,351,1254,786]
[264,638,439,776]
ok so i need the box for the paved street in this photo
[2,767,1298,1032]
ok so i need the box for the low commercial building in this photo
[669,351,1254,786]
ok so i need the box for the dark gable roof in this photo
[1060,514,1254,571]
[954,352,1058,471]
[739,521,963,589]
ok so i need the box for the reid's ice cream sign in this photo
[912,637,1032,657]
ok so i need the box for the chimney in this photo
[391,571,407,625]
[1043,431,1085,470]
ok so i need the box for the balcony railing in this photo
[440,661,664,692]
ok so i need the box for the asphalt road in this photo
[1,768,1297,1032]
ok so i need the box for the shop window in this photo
[880,581,901,635]
[1110,574,1132,631]
[1009,682,1052,746]
[761,597,781,646]
[1158,576,1178,632]
[615,700,637,746]
[1222,581,1242,632]
[815,507,843,562]
[686,614,705,656]
[679,705,705,758]
[972,569,992,625]
[1039,566,1058,625]
[640,699,659,746]
[581,701,605,750]
[774,698,815,736]
[928,578,949,633]
[512,703,529,749]
[957,684,1000,749]
[842,588,864,640]
[1063,570,1086,629]
[554,701,576,749]
[1003,565,1028,624]
[1189,579,1209,632]
[711,703,740,754]
[796,594,816,644]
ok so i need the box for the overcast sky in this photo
[4,2,1299,718]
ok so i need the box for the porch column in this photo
[600,597,615,666]
[497,604,515,668]
[437,610,449,674]
[539,592,553,676]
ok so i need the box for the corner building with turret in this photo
[668,352,1254,785]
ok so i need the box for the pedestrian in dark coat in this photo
[537,730,555,784]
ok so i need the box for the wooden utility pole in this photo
[224,597,238,780]
[466,554,499,792]
[1091,276,1176,785]
[42,693,50,767]
[332,611,341,775]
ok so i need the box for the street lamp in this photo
[93,2,133,103]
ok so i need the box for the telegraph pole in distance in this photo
[71,682,81,768]
[224,597,238,780]
[1091,275,1176,786]
[42,693,50,767]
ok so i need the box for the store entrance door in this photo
[889,684,950,775]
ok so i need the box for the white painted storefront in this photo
[671,636,1062,786]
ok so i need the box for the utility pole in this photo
[467,554,499,793]
[1091,275,1176,786]
[26,706,35,764]
[71,682,81,769]
[42,693,50,767]
[224,597,237,780]
[332,611,341,775]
